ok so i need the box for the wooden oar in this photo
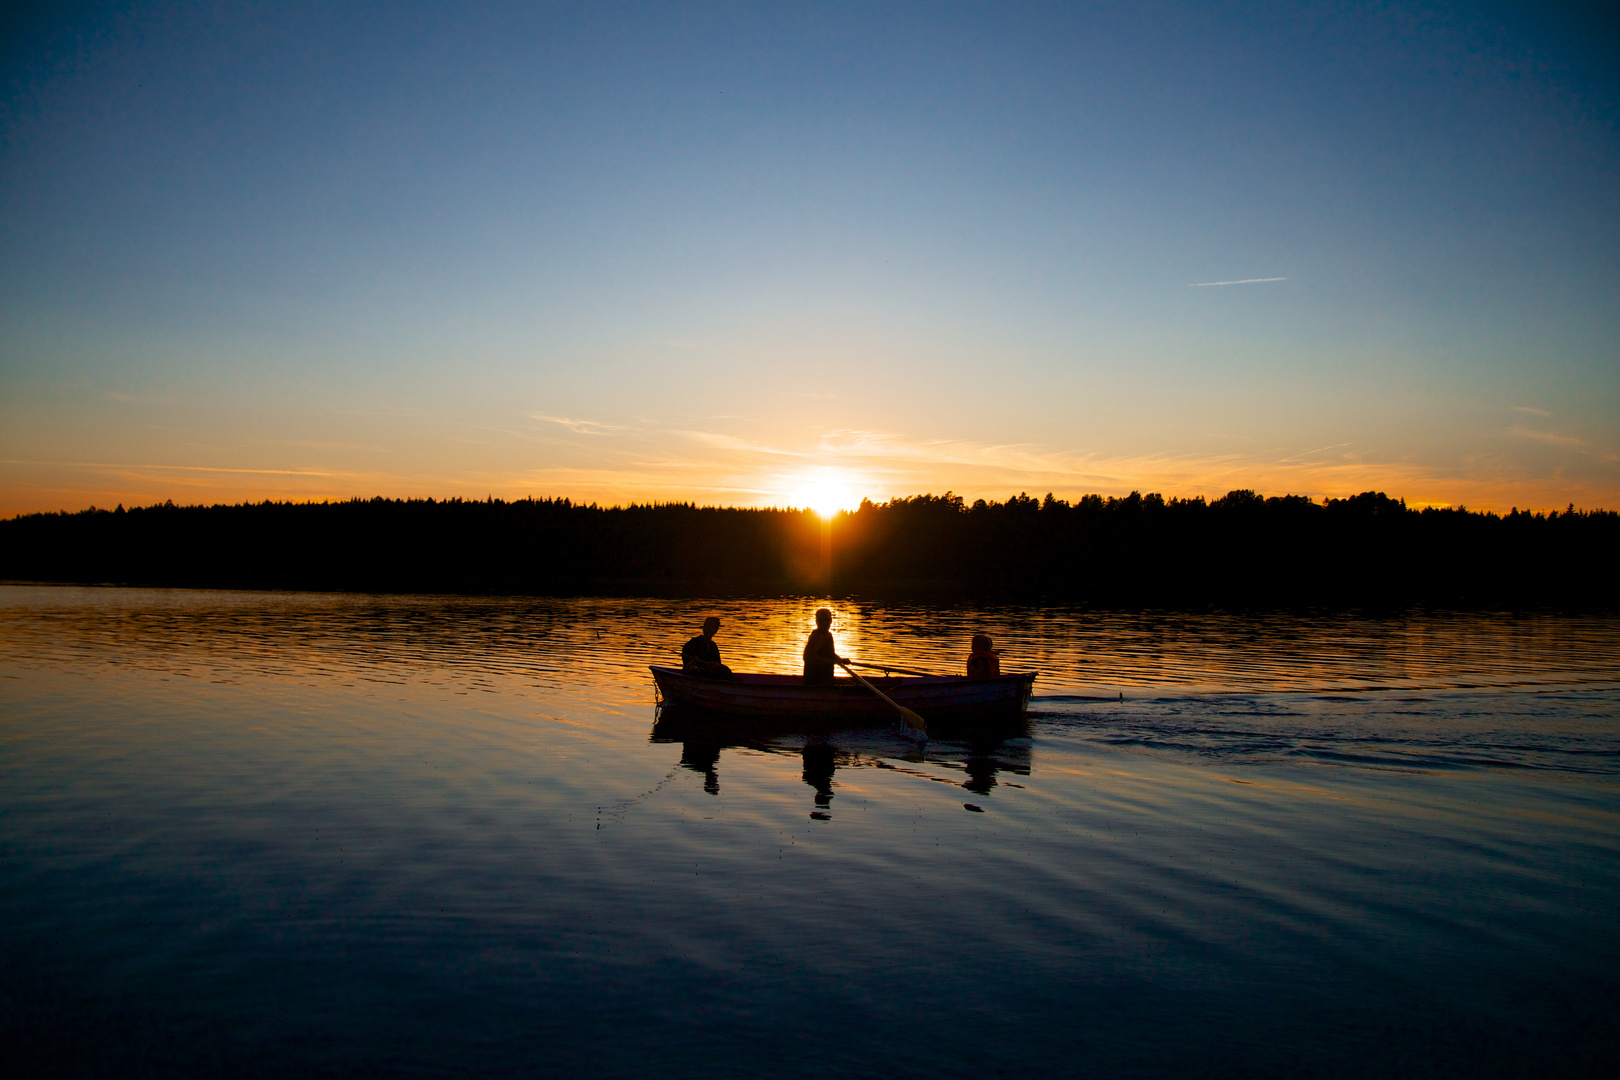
[844,660,945,679]
[838,660,927,733]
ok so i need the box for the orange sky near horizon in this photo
[4,419,1613,517]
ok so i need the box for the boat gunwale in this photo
[648,664,1034,689]
[649,664,1036,721]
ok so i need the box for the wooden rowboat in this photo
[649,665,1036,725]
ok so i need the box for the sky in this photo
[2,0,1617,516]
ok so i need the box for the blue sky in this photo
[2,0,1616,513]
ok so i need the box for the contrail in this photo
[1189,277,1288,287]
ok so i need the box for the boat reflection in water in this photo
[650,701,1033,818]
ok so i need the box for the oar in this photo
[844,660,945,679]
[838,660,927,733]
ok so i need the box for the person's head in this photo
[702,616,721,637]
[971,633,994,653]
[815,607,832,629]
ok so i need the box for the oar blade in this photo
[838,660,929,734]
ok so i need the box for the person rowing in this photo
[802,607,923,729]
[802,607,845,685]
[681,616,732,678]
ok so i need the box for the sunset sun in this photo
[788,472,861,518]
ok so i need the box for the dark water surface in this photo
[2,586,1617,1078]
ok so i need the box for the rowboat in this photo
[649,665,1037,725]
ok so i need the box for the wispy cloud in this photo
[669,430,806,458]
[1510,406,1552,417]
[531,414,627,436]
[1272,443,1353,464]
[1508,426,1587,449]
[1189,277,1288,287]
[0,459,346,477]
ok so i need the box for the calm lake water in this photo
[2,585,1617,1078]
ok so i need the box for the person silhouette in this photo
[802,608,844,685]
[681,616,732,678]
[802,742,836,818]
[680,740,722,796]
[963,742,1000,795]
[966,634,1002,678]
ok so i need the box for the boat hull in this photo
[649,665,1035,724]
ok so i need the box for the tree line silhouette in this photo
[1,490,1614,606]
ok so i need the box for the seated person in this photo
[681,617,732,678]
[802,608,844,685]
[966,634,1002,678]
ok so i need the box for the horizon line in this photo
[6,489,1609,519]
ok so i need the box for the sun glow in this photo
[786,471,862,519]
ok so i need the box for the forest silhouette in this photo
[1,490,1615,606]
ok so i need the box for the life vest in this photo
[966,649,1001,678]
